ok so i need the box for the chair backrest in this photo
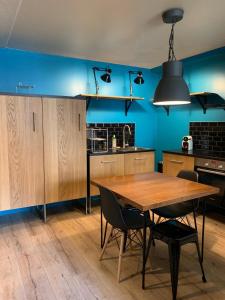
[177,170,199,211]
[99,186,127,230]
[177,170,199,182]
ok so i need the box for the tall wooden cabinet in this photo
[0,95,86,212]
[43,98,86,203]
[0,95,44,210]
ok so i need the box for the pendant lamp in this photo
[153,8,190,106]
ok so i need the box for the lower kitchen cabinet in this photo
[89,151,155,196]
[163,153,194,177]
[90,154,124,196]
[124,152,155,175]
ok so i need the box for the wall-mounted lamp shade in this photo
[101,69,112,83]
[153,61,190,105]
[134,72,144,84]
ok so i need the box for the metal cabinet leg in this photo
[36,204,47,223]
[43,204,47,223]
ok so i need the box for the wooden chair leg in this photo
[186,215,191,227]
[156,216,162,224]
[100,226,113,260]
[117,232,125,282]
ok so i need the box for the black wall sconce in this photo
[128,71,144,97]
[92,67,112,94]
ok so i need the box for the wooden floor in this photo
[1,205,225,300]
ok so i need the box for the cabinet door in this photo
[124,152,155,175]
[0,95,44,210]
[43,98,86,203]
[90,154,124,195]
[163,153,194,177]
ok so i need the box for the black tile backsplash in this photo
[190,122,225,156]
[87,123,135,149]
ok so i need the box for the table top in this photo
[91,172,219,211]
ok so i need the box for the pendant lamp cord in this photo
[168,23,176,61]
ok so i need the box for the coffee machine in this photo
[182,136,193,151]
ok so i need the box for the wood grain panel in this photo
[124,152,155,175]
[43,98,86,203]
[90,154,124,196]
[0,95,44,210]
[0,96,10,210]
[163,153,194,177]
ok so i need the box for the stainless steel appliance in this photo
[195,157,225,213]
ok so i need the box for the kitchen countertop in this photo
[88,147,155,156]
[163,149,225,161]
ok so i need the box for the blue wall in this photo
[0,46,224,164]
[153,47,225,162]
[0,48,159,149]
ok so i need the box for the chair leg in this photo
[193,210,198,231]
[156,216,162,224]
[142,231,153,289]
[117,232,125,282]
[123,231,128,252]
[195,238,207,283]
[100,226,113,260]
[168,243,181,300]
[186,216,191,227]
[102,221,108,248]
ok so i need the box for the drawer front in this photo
[163,153,194,177]
[124,152,155,175]
[90,154,124,195]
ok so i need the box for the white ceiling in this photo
[0,0,225,68]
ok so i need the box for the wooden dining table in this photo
[91,172,219,288]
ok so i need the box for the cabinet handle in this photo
[33,112,36,132]
[134,158,146,161]
[101,160,116,164]
[169,159,183,164]
[78,113,81,131]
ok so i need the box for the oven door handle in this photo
[197,167,225,177]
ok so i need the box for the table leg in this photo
[101,207,103,248]
[142,211,147,289]
[201,198,206,263]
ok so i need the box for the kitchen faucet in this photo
[123,124,131,148]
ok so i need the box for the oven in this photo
[195,158,225,213]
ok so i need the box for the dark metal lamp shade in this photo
[101,69,112,83]
[153,61,190,106]
[134,72,144,84]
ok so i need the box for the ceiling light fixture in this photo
[153,8,190,106]
[92,67,112,94]
[129,71,144,96]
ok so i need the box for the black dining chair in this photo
[99,186,152,282]
[152,170,199,229]
[144,219,206,300]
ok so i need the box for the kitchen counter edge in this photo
[163,150,225,162]
[88,149,155,156]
